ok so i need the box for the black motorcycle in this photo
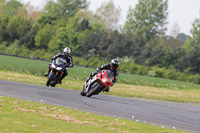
[46,57,67,87]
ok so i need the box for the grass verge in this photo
[0,96,189,133]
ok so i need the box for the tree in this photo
[23,3,41,23]
[94,0,121,32]
[48,24,79,53]
[190,18,200,45]
[16,2,40,20]
[162,36,183,51]
[3,0,23,16]
[37,0,88,28]
[43,0,88,21]
[186,45,200,74]
[178,18,200,74]
[107,31,134,58]
[0,15,10,41]
[37,14,57,28]
[0,1,5,15]
[123,0,168,42]
[18,25,39,48]
[7,16,32,42]
[35,24,55,49]
[78,29,107,57]
[160,48,175,67]
[145,44,165,66]
[182,18,200,53]
[176,33,187,43]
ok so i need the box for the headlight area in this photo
[102,79,107,83]
[56,67,62,70]
[51,64,56,68]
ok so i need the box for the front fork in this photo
[50,69,64,80]
[84,77,97,93]
[84,79,91,93]
[85,77,104,93]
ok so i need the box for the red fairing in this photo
[96,70,113,88]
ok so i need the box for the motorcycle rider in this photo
[86,59,119,92]
[44,47,73,84]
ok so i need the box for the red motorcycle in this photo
[80,70,114,97]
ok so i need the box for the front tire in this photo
[46,72,55,86]
[80,85,86,96]
[80,90,86,96]
[86,84,101,97]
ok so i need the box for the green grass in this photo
[1,54,200,90]
[0,96,189,133]
[119,73,200,90]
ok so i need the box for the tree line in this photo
[0,0,200,81]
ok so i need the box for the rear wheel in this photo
[86,84,101,97]
[46,72,55,86]
[51,83,56,87]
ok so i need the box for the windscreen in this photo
[56,57,66,65]
[105,70,114,78]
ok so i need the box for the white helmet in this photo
[63,47,71,54]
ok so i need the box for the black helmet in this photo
[111,59,119,70]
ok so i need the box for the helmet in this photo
[110,59,119,70]
[63,47,71,56]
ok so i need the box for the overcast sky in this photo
[21,0,200,35]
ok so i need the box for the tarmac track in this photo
[0,80,200,132]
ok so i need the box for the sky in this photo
[21,0,200,35]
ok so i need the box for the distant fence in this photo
[0,53,50,62]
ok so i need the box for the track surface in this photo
[0,80,200,132]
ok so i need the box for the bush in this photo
[0,42,7,53]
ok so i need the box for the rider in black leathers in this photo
[86,59,119,92]
[44,47,73,84]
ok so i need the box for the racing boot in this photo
[104,87,109,92]
[44,70,50,76]
[44,73,49,76]
[58,74,66,84]
[44,65,51,76]
[58,79,62,84]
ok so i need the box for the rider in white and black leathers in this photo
[44,47,73,84]
[87,59,119,92]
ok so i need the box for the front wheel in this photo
[80,85,86,96]
[80,90,86,96]
[86,84,101,97]
[46,72,55,86]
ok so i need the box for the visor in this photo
[113,64,118,68]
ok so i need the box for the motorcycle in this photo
[46,57,68,87]
[80,70,114,97]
